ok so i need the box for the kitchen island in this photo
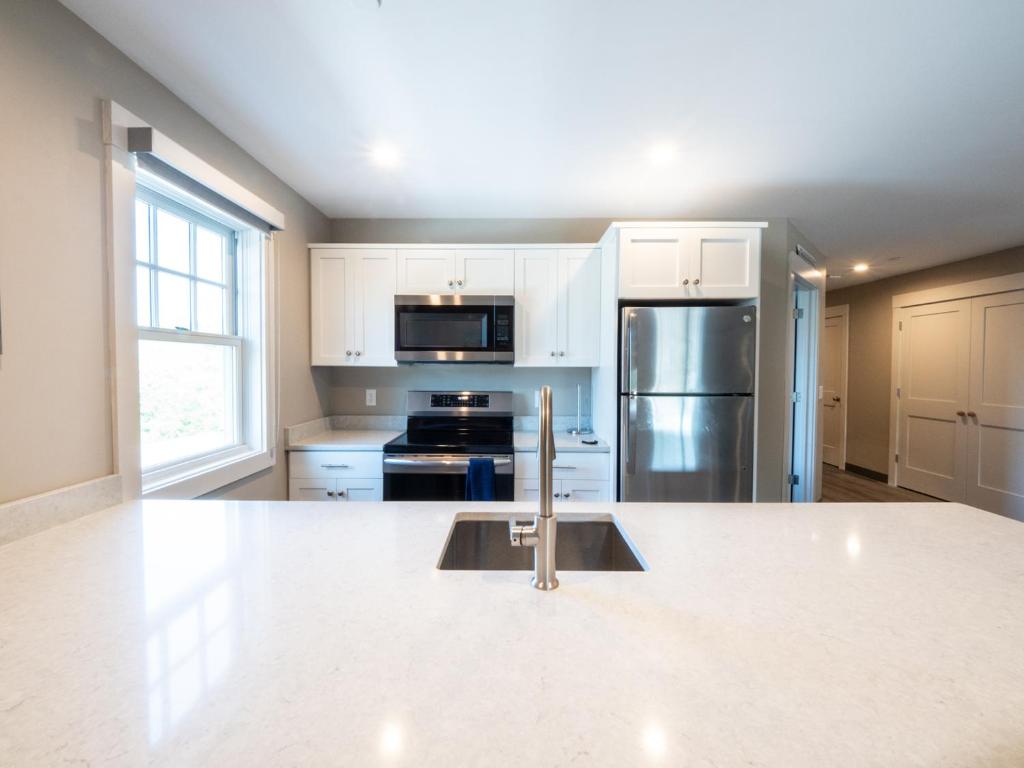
[1,500,1022,766]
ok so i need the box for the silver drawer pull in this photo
[301,487,327,491]
[383,457,512,468]
[552,465,576,470]
[321,464,351,469]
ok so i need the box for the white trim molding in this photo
[823,303,850,471]
[0,475,123,547]
[891,272,1024,309]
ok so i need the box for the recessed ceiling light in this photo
[852,263,869,273]
[647,141,677,166]
[369,141,402,169]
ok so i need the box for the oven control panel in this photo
[430,393,489,409]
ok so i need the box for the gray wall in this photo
[0,0,331,503]
[826,246,1024,475]
[332,218,612,244]
[326,366,591,418]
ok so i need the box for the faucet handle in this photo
[509,517,539,547]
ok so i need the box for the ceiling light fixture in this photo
[852,263,869,273]
[647,141,677,166]
[369,141,402,169]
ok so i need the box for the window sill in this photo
[142,445,274,499]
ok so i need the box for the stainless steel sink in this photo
[438,513,647,572]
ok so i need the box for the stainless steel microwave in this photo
[394,295,514,363]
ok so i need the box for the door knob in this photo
[967,411,977,418]
[447,280,454,287]
[682,278,690,285]
[456,279,464,287]
[553,492,561,498]
[345,350,352,356]
[558,351,565,357]
[551,351,556,356]
[354,350,361,357]
[327,490,335,497]
[563,492,571,499]
[693,278,700,285]
[338,490,346,497]
[956,410,966,417]
[832,395,840,402]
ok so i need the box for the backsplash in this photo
[325,365,592,417]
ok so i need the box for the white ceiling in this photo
[62,0,1024,285]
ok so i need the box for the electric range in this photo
[382,391,515,501]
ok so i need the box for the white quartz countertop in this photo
[2,500,1022,767]
[287,429,402,451]
[513,432,609,452]
[288,429,609,453]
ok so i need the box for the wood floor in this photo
[819,463,938,503]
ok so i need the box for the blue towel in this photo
[465,457,496,501]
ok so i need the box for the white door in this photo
[965,290,1024,519]
[688,228,760,299]
[557,248,601,366]
[821,307,848,467]
[396,249,454,294]
[455,249,514,294]
[558,479,609,503]
[338,479,383,502]
[310,249,351,366]
[897,299,972,501]
[514,249,560,366]
[289,479,337,501]
[351,250,397,366]
[618,228,688,299]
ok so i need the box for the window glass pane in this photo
[196,227,225,283]
[135,201,151,262]
[156,208,190,273]
[157,272,191,330]
[139,339,237,469]
[196,282,226,334]
[137,265,152,327]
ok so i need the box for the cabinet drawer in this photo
[289,479,337,501]
[290,450,382,479]
[515,451,609,481]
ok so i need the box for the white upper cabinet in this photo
[618,226,761,299]
[397,249,455,294]
[515,247,601,367]
[455,249,514,294]
[311,248,397,366]
[397,248,514,295]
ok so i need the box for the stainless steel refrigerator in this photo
[619,305,756,502]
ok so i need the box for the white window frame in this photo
[103,101,283,500]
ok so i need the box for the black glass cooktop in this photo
[384,415,513,455]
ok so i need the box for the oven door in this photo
[394,295,514,363]
[382,454,514,501]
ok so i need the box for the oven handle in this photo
[383,456,512,468]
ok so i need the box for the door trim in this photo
[823,303,849,470]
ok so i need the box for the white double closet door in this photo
[897,289,1024,519]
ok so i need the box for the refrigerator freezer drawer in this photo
[620,395,754,502]
[621,305,756,394]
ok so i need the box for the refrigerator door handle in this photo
[625,310,637,395]
[625,395,638,475]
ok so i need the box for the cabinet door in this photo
[455,249,514,294]
[965,290,1024,520]
[897,299,971,501]
[558,248,601,366]
[514,478,541,502]
[289,479,338,501]
[558,479,609,503]
[397,249,454,294]
[618,228,688,299]
[352,250,397,366]
[688,227,760,299]
[310,249,352,365]
[338,478,383,502]
[514,249,560,366]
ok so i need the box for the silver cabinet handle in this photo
[682,278,690,285]
[563,492,571,499]
[326,490,335,497]
[693,278,700,285]
[345,350,352,356]
[967,411,977,418]
[558,351,565,356]
[300,486,327,491]
[550,351,556,356]
[338,489,346,497]
[456,279,464,286]
[553,492,561,498]
[552,466,576,470]
[447,280,454,287]
[354,350,361,357]
[321,463,350,469]
[832,395,841,402]
[956,410,966,417]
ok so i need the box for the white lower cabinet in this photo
[513,450,610,502]
[288,450,383,501]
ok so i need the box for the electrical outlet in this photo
[366,388,376,407]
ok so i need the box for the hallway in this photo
[820,464,936,503]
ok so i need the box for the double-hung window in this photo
[135,187,242,474]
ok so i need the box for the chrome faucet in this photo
[509,385,558,590]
